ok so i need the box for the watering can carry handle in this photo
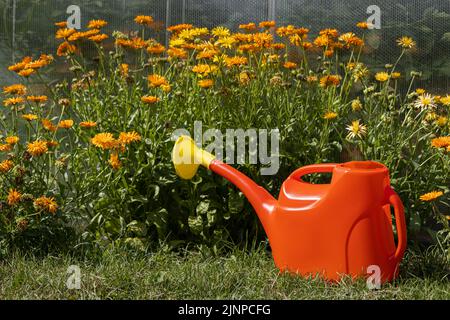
[389,190,407,263]
[290,163,338,182]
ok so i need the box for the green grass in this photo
[0,246,449,299]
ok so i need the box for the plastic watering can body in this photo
[172,136,407,282]
[266,161,407,282]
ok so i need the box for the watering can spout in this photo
[172,136,277,228]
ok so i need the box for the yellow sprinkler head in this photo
[172,135,215,180]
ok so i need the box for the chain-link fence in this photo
[1,0,450,91]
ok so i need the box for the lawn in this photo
[0,246,448,299]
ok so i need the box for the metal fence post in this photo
[182,0,186,23]
[12,0,16,62]
[165,0,171,47]
[268,0,276,21]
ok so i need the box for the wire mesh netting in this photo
[1,0,450,90]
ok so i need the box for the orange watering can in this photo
[172,136,407,282]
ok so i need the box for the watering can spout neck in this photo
[209,160,277,226]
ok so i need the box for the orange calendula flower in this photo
[0,144,12,152]
[6,136,19,145]
[319,75,341,88]
[109,152,121,170]
[283,61,297,69]
[239,23,257,31]
[167,24,193,33]
[56,28,76,39]
[46,140,59,148]
[27,95,48,103]
[259,21,276,29]
[8,56,32,72]
[42,119,57,132]
[80,121,97,128]
[34,196,58,214]
[356,21,370,29]
[167,47,188,59]
[3,84,27,95]
[58,119,74,129]
[57,42,76,56]
[134,15,153,26]
[3,97,24,106]
[22,114,38,121]
[119,131,142,144]
[89,34,109,43]
[0,160,14,172]
[397,36,416,49]
[119,63,129,78]
[419,191,444,202]
[198,79,214,89]
[147,44,165,54]
[431,136,450,149]
[224,56,248,68]
[91,133,118,150]
[87,19,107,29]
[192,64,218,76]
[7,189,21,206]
[55,21,68,28]
[18,69,35,77]
[27,140,48,156]
[141,96,160,104]
[148,74,169,88]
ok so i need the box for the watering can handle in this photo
[290,163,338,182]
[389,191,407,263]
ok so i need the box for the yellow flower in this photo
[34,196,58,214]
[356,21,370,29]
[391,72,401,79]
[22,114,38,121]
[435,116,448,127]
[375,72,389,82]
[120,63,129,77]
[6,136,19,145]
[119,131,142,144]
[415,88,426,95]
[167,47,188,59]
[27,95,48,103]
[323,112,338,120]
[215,36,236,49]
[283,61,297,69]
[192,64,218,76]
[161,84,172,93]
[3,84,26,95]
[319,75,341,88]
[141,95,160,104]
[8,56,32,72]
[58,119,74,129]
[397,36,416,49]
[148,74,169,88]
[91,133,118,150]
[80,121,97,129]
[346,120,367,139]
[3,97,24,106]
[109,152,121,170]
[351,98,363,111]
[440,95,450,106]
[211,27,230,38]
[414,94,436,109]
[27,140,48,156]
[0,160,13,172]
[167,24,193,33]
[87,19,107,29]
[419,191,443,202]
[198,79,214,89]
[134,15,153,26]
[7,189,21,206]
[431,136,450,149]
